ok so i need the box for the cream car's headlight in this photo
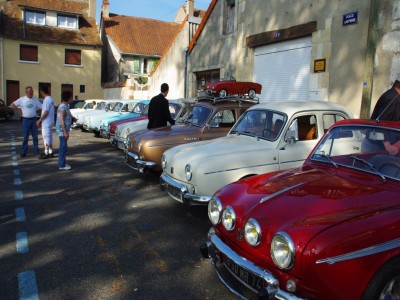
[185,164,192,181]
[270,232,295,270]
[222,206,236,231]
[244,218,261,246]
[161,155,167,170]
[208,197,222,225]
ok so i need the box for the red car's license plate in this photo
[224,257,265,291]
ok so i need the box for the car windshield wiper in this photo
[350,155,386,182]
[315,152,338,168]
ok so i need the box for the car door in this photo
[277,113,320,169]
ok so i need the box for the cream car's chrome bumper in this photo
[160,173,212,205]
[115,136,128,150]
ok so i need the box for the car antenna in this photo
[375,93,400,123]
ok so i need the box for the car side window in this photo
[323,114,346,133]
[286,115,318,141]
[210,110,235,127]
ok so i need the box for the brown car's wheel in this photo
[219,89,227,97]
[362,257,400,300]
[248,89,256,99]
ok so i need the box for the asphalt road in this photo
[0,119,235,300]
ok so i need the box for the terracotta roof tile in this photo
[1,0,102,46]
[104,13,181,56]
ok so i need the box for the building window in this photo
[20,44,38,62]
[80,85,85,93]
[58,14,77,29]
[224,0,235,34]
[25,10,46,25]
[195,69,220,94]
[65,49,81,65]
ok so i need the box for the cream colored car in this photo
[160,101,353,205]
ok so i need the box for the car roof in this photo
[334,118,400,129]
[195,95,258,108]
[247,101,353,117]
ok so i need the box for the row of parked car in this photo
[71,96,400,300]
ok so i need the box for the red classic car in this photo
[201,119,400,299]
[205,77,262,98]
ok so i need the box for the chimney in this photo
[102,0,110,19]
[88,0,96,19]
[186,0,194,16]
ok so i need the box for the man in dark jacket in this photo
[147,83,175,129]
[371,77,400,122]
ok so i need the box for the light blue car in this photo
[99,100,150,138]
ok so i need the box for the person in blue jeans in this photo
[56,91,77,170]
[10,86,42,157]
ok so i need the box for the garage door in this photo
[254,36,311,102]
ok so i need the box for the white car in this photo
[114,99,196,150]
[72,100,117,129]
[160,101,353,205]
[83,100,140,135]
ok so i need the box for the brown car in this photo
[0,99,14,120]
[125,96,258,173]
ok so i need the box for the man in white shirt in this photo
[36,86,55,159]
[10,86,42,157]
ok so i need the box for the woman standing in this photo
[56,91,76,170]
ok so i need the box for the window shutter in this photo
[133,59,140,73]
[65,49,81,65]
[20,45,38,61]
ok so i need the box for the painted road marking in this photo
[18,271,39,300]
[16,208,26,222]
[16,232,29,254]
[15,191,24,201]
[14,169,20,176]
[13,161,19,167]
[14,178,22,185]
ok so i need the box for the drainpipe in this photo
[1,37,4,101]
[184,48,189,98]
[360,0,380,118]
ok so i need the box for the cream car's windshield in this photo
[230,109,286,141]
[96,102,107,110]
[311,125,400,181]
[112,102,123,112]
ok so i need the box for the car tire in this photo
[219,89,227,97]
[361,256,400,300]
[248,89,256,99]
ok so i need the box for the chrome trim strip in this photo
[316,238,400,265]
[260,183,304,203]
[204,162,280,175]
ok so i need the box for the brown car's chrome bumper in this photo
[125,151,157,172]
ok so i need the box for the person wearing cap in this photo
[369,76,400,155]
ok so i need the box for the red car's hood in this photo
[219,165,400,244]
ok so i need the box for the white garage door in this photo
[254,36,312,102]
